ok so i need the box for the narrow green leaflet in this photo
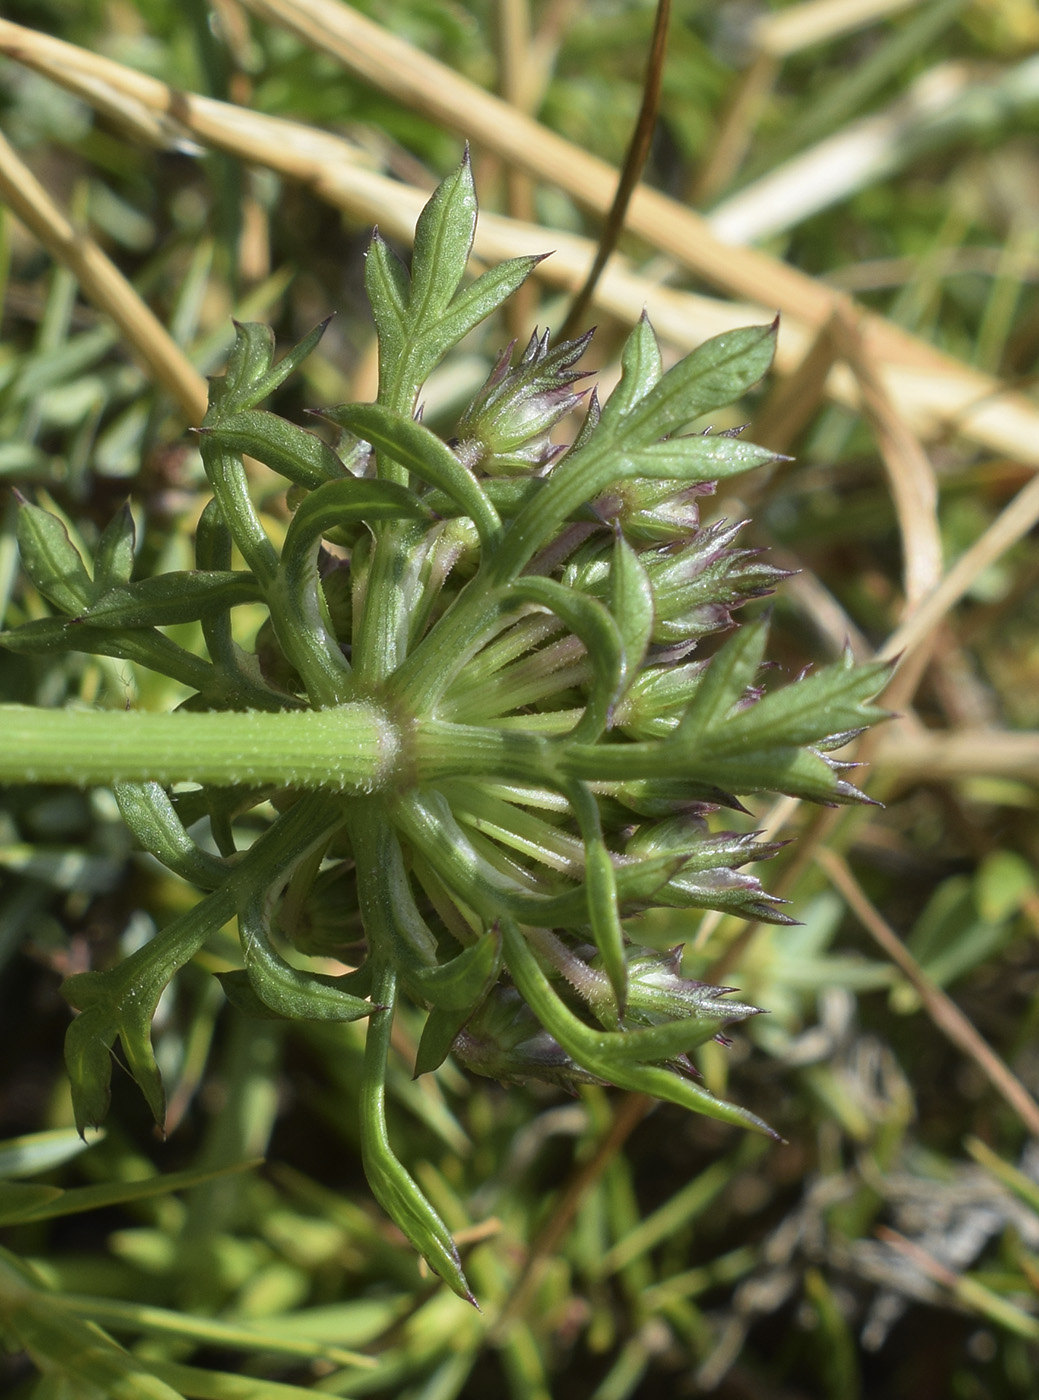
[15,499,95,614]
[76,572,262,628]
[325,404,502,547]
[0,1127,102,1182]
[503,574,625,743]
[238,890,373,1023]
[675,615,771,746]
[596,313,663,430]
[408,148,478,325]
[407,927,502,1013]
[63,888,235,1131]
[610,533,654,692]
[207,317,330,418]
[566,777,628,1012]
[200,410,346,488]
[615,435,782,480]
[359,965,473,1302]
[91,504,136,591]
[114,782,230,891]
[703,650,891,754]
[364,232,410,370]
[620,321,778,444]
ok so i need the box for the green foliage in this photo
[0,161,889,1303]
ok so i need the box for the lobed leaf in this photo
[207,318,330,418]
[76,572,262,629]
[675,614,771,746]
[619,321,778,446]
[326,403,502,546]
[200,410,347,488]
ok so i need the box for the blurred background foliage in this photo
[1,1,1039,1397]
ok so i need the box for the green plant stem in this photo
[0,703,401,790]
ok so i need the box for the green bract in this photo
[0,155,889,1302]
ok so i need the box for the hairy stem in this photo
[0,703,401,791]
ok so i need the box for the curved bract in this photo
[0,156,889,1300]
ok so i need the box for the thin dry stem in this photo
[229,0,1039,460]
[559,0,671,338]
[873,728,1039,784]
[490,1093,652,1337]
[881,468,1039,662]
[0,131,207,422]
[815,847,1039,1137]
[830,305,942,612]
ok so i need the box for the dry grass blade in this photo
[830,305,942,612]
[815,847,1039,1137]
[881,467,1039,662]
[691,51,780,205]
[874,728,1039,783]
[3,17,1039,467]
[751,313,841,453]
[707,60,973,245]
[751,0,920,57]
[0,131,207,422]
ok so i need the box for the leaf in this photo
[326,404,501,546]
[210,320,275,412]
[504,575,625,744]
[364,232,410,368]
[566,778,627,1012]
[114,783,230,890]
[283,477,432,557]
[617,435,782,481]
[0,1184,65,1225]
[597,313,662,429]
[200,410,346,488]
[610,533,654,693]
[502,920,778,1138]
[0,1127,103,1182]
[207,318,330,418]
[238,890,374,1023]
[360,964,473,1303]
[76,572,262,628]
[620,321,778,446]
[406,927,502,1012]
[62,889,234,1132]
[6,1160,262,1226]
[675,614,770,747]
[706,652,891,755]
[92,505,136,591]
[16,500,95,614]
[409,149,478,324]
[422,254,543,369]
[414,1005,473,1077]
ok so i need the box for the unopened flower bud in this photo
[454,329,593,475]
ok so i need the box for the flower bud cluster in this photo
[9,160,887,1297]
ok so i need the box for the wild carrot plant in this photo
[0,158,887,1299]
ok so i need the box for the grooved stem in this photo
[0,703,401,792]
